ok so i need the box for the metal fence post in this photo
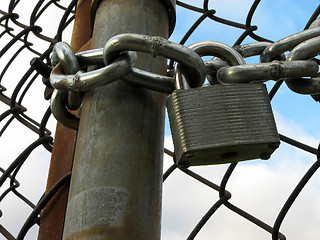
[37,1,92,239]
[62,0,175,239]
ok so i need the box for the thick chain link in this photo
[217,60,318,84]
[51,42,82,111]
[285,36,320,94]
[103,33,206,89]
[51,47,136,92]
[50,43,137,129]
[50,19,320,128]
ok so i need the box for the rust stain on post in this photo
[37,123,76,240]
[70,0,93,52]
[37,1,92,239]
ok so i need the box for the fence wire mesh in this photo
[1,0,320,239]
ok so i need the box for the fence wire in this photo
[0,0,320,239]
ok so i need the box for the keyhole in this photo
[220,152,238,160]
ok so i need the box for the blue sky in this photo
[1,1,320,240]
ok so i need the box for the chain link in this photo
[49,21,320,128]
[51,42,82,110]
[50,33,207,128]
[103,33,206,88]
[50,89,79,130]
[50,43,137,129]
[234,41,286,60]
[50,48,136,92]
[260,27,320,63]
[285,36,320,94]
[217,60,318,84]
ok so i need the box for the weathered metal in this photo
[167,83,280,167]
[50,48,136,92]
[260,27,320,63]
[285,36,320,94]
[103,33,205,88]
[50,89,80,129]
[187,40,245,85]
[62,0,173,239]
[217,60,318,84]
[36,123,76,240]
[91,0,176,35]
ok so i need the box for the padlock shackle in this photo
[188,41,245,66]
[174,41,245,87]
[174,64,191,89]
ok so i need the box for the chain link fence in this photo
[1,0,320,239]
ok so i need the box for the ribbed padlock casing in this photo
[166,83,280,167]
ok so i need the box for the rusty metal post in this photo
[62,0,175,239]
[37,1,92,239]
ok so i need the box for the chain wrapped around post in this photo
[49,33,207,129]
[50,19,320,130]
[50,42,137,129]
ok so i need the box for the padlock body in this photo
[167,83,280,167]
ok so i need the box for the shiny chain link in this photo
[50,19,320,128]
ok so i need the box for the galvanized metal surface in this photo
[62,0,170,239]
[91,0,176,35]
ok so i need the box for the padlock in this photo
[166,41,280,168]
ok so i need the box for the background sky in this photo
[1,0,320,240]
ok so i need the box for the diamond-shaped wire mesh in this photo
[1,1,320,239]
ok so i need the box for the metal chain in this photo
[217,60,318,84]
[51,21,320,92]
[50,33,206,128]
[50,20,320,128]
[285,36,320,94]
